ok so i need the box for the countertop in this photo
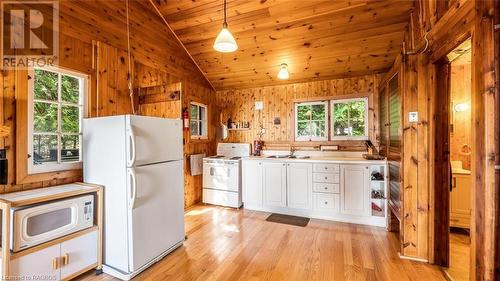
[244,155,386,165]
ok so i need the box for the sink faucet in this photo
[289,146,296,157]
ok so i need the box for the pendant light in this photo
[277,63,289,80]
[213,0,238,53]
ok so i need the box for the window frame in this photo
[330,97,369,141]
[294,100,329,142]
[27,66,87,174]
[189,102,208,140]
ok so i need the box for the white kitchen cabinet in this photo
[450,173,471,228]
[341,165,370,216]
[10,244,61,280]
[60,230,98,279]
[10,230,98,281]
[263,162,287,207]
[287,163,313,210]
[242,161,263,206]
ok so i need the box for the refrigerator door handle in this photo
[127,125,137,167]
[129,168,137,209]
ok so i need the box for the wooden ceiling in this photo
[150,0,414,90]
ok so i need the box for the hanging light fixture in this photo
[213,0,238,53]
[277,63,289,80]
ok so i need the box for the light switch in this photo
[409,112,418,122]
[255,101,264,110]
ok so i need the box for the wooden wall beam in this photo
[471,0,497,279]
[494,1,500,279]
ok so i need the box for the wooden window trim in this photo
[330,97,369,141]
[294,101,329,142]
[15,69,86,185]
[292,93,371,143]
[189,101,208,140]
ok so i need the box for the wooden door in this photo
[263,162,287,207]
[434,61,451,266]
[242,161,263,206]
[341,165,370,216]
[287,163,312,210]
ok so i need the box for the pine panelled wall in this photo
[216,74,382,150]
[0,0,215,208]
[450,64,472,170]
[388,1,498,280]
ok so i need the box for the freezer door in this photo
[126,160,185,272]
[126,116,183,166]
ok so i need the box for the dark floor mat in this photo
[265,213,310,227]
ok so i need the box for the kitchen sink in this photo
[266,155,311,159]
[288,155,310,159]
[267,155,290,158]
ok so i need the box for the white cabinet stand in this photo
[0,183,103,280]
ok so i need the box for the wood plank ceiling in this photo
[150,0,414,90]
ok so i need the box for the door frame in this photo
[432,59,452,267]
[431,1,499,278]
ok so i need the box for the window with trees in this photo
[28,67,86,174]
[294,101,328,141]
[190,102,207,139]
[331,97,368,140]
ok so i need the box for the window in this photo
[294,101,328,141]
[190,102,207,139]
[28,67,86,174]
[331,97,368,140]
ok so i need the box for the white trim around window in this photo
[190,102,208,139]
[330,97,369,141]
[27,66,87,174]
[294,101,329,142]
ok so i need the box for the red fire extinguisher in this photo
[182,107,189,130]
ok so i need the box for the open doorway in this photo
[433,39,475,281]
[444,39,472,281]
[433,38,473,281]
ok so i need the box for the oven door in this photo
[11,195,94,252]
[203,160,239,192]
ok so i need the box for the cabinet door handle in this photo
[52,257,59,270]
[324,201,328,205]
[62,253,69,265]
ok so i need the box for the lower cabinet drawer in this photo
[313,193,340,212]
[313,163,340,173]
[313,183,340,194]
[313,172,340,183]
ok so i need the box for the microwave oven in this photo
[8,194,94,252]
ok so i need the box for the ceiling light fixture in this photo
[213,0,238,53]
[277,63,289,80]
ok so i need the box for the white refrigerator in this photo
[83,115,185,280]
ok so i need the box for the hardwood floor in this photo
[445,229,471,281]
[77,205,445,281]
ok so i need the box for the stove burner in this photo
[210,155,225,158]
[230,156,241,160]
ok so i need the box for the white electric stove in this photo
[202,143,251,208]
